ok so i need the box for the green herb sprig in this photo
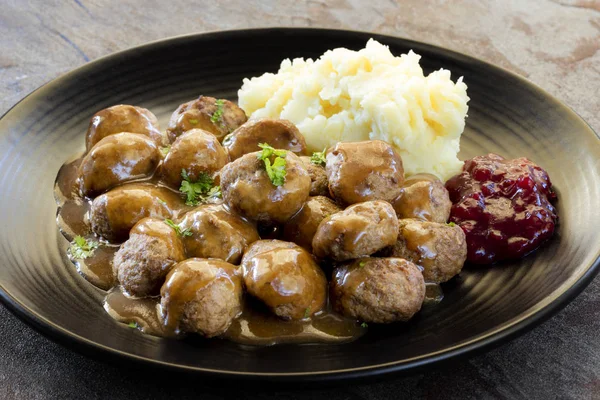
[210,99,225,128]
[164,219,193,237]
[159,145,171,156]
[179,169,221,206]
[310,148,327,166]
[257,143,287,187]
[68,236,99,260]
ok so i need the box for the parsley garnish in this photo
[188,118,198,125]
[179,169,221,206]
[128,322,138,329]
[361,322,368,328]
[210,99,225,128]
[157,198,167,206]
[359,261,366,268]
[257,143,287,186]
[164,219,193,237]
[304,307,311,318]
[159,145,171,156]
[447,222,456,227]
[68,235,99,260]
[310,148,327,166]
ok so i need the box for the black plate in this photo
[1,28,599,383]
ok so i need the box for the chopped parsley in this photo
[159,145,171,156]
[361,322,368,328]
[310,148,327,166]
[188,118,198,125]
[257,143,287,187]
[157,198,167,206]
[447,222,456,227]
[359,260,366,268]
[210,99,225,128]
[179,169,221,206]
[68,235,99,260]
[164,219,193,237]
[304,307,311,318]
[128,322,138,329]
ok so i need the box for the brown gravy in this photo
[55,155,368,345]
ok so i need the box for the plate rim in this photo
[1,27,599,382]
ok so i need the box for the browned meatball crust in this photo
[220,151,311,224]
[241,240,327,320]
[160,129,229,189]
[166,96,247,143]
[85,105,164,151]
[282,196,342,252]
[331,257,425,323]
[312,200,399,261]
[178,204,259,264]
[160,258,243,337]
[326,140,404,206]
[383,219,467,283]
[77,133,160,198]
[391,174,452,223]
[113,217,186,297]
[300,156,330,197]
[90,183,183,243]
[223,118,307,161]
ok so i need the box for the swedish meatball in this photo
[160,129,229,189]
[90,183,182,242]
[384,219,467,283]
[300,156,329,197]
[160,259,243,337]
[223,118,307,161]
[85,105,164,151]
[282,196,341,252]
[166,96,247,143]
[220,151,310,224]
[178,204,259,264]
[326,140,404,206]
[312,200,399,261]
[113,217,185,297]
[241,240,326,320]
[77,133,160,198]
[392,174,451,223]
[331,257,425,323]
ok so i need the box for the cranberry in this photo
[446,153,557,264]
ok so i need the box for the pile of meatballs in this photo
[74,95,468,339]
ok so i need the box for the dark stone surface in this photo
[1,0,599,399]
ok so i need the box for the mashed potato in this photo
[238,39,469,181]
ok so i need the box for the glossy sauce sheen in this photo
[56,154,366,345]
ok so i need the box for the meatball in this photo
[160,129,229,189]
[326,140,404,206]
[166,96,247,143]
[392,174,451,223]
[223,118,307,161]
[241,240,327,320]
[312,200,399,261]
[383,219,467,283]
[282,196,342,252]
[113,217,185,297]
[77,133,160,198]
[300,156,329,197]
[85,105,164,151]
[160,258,243,337]
[220,151,311,224]
[331,257,425,323]
[178,204,259,264]
[90,183,182,242]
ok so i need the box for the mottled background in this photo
[1,0,599,399]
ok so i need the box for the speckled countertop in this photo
[1,1,599,399]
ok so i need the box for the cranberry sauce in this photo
[445,154,557,264]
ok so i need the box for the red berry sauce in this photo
[445,154,557,264]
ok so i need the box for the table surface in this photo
[1,0,599,399]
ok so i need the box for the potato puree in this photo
[238,39,469,181]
